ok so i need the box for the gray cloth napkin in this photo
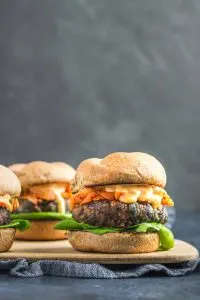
[0,258,199,278]
[2,208,196,278]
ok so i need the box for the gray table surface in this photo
[0,211,199,300]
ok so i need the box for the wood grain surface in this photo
[0,239,198,264]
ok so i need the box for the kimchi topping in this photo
[70,184,174,210]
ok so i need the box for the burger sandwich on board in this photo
[12,161,75,240]
[0,165,30,252]
[55,152,174,253]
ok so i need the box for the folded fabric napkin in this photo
[2,208,197,278]
[0,258,199,278]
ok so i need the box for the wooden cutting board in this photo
[0,239,198,264]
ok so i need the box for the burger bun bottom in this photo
[68,231,160,254]
[0,228,16,252]
[15,220,68,241]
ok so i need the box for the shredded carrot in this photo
[98,191,115,201]
[0,202,9,209]
[162,198,174,206]
[115,191,122,200]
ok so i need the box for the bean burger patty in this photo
[15,198,69,213]
[72,200,168,228]
[0,207,10,225]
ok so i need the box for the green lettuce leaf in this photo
[0,219,31,231]
[55,216,174,250]
[11,212,71,221]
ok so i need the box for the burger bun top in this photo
[19,161,75,189]
[0,165,21,196]
[8,163,26,177]
[74,152,166,190]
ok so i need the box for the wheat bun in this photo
[0,228,16,252]
[52,162,69,167]
[8,163,26,177]
[68,231,159,253]
[0,165,21,197]
[19,161,75,189]
[74,152,166,190]
[15,220,68,240]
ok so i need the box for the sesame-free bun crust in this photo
[68,231,159,253]
[0,228,16,252]
[8,163,26,177]
[0,165,21,196]
[15,220,68,241]
[74,152,166,189]
[52,162,69,167]
[19,161,75,188]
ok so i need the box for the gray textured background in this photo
[0,0,200,210]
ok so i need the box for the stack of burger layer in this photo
[11,161,75,240]
[56,152,175,253]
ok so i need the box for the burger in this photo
[11,161,75,240]
[55,152,175,253]
[8,163,26,177]
[0,165,30,252]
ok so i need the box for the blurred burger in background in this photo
[56,152,174,253]
[12,161,75,240]
[8,163,26,177]
[52,162,70,167]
